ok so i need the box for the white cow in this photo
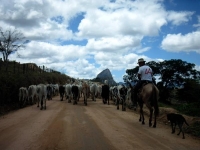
[36,84,47,110]
[97,84,102,98]
[28,85,38,105]
[126,87,133,108]
[19,87,28,107]
[109,86,117,102]
[65,84,72,103]
[115,85,128,111]
[52,84,59,96]
[90,83,98,101]
[77,83,82,100]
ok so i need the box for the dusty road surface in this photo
[0,96,200,150]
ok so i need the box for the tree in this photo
[124,59,200,103]
[0,27,25,63]
[159,59,200,88]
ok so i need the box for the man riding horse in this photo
[133,58,154,110]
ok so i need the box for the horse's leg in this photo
[139,103,145,124]
[149,107,153,127]
[138,102,142,122]
[153,109,157,128]
[141,109,145,124]
[140,109,144,124]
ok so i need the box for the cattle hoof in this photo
[153,125,156,128]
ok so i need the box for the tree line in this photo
[124,59,200,116]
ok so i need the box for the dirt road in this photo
[0,96,200,150]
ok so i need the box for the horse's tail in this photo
[153,85,159,116]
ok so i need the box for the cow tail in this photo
[153,85,159,116]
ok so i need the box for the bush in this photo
[177,79,200,103]
[173,102,200,117]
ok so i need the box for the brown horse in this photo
[137,83,159,128]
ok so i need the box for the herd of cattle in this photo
[18,79,133,110]
[18,80,190,139]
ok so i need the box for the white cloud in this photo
[77,0,167,38]
[86,36,141,53]
[136,47,151,54]
[161,31,200,53]
[193,15,200,29]
[167,11,194,26]
[0,0,199,82]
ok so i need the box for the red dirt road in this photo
[0,96,200,150]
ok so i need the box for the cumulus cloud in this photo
[161,31,200,53]
[193,15,200,29]
[167,11,194,26]
[0,0,199,82]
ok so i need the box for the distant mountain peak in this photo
[96,69,116,85]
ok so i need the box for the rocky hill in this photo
[96,68,117,85]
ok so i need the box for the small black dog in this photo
[167,113,189,139]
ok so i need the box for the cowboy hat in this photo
[137,58,146,63]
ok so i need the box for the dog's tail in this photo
[184,118,189,126]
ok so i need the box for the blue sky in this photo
[0,0,200,83]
